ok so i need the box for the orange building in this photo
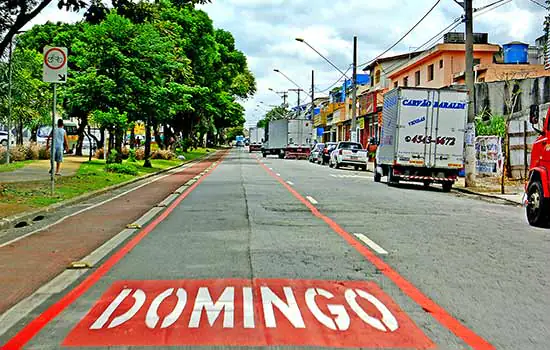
[388,43,501,89]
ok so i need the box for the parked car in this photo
[309,143,325,163]
[329,141,368,171]
[318,142,337,165]
[0,131,10,146]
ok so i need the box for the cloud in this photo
[30,0,550,126]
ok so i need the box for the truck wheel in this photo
[262,152,267,158]
[526,180,550,227]
[354,165,359,170]
[1,140,7,146]
[423,181,431,189]
[442,182,452,192]
[388,168,400,186]
[374,172,381,182]
[278,152,285,159]
[362,165,367,171]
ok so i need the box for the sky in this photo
[28,0,549,128]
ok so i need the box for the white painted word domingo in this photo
[64,279,434,348]
[90,284,398,332]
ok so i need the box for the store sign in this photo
[63,279,432,348]
[359,92,378,116]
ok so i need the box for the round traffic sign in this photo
[44,47,66,70]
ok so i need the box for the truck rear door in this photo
[431,90,467,169]
[395,89,434,167]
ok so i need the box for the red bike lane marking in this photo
[62,278,434,348]
[255,158,495,350]
[2,152,227,350]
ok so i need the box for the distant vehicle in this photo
[236,140,244,147]
[262,119,312,159]
[318,142,337,165]
[374,87,467,192]
[37,120,79,153]
[309,143,324,163]
[329,141,368,171]
[249,127,264,153]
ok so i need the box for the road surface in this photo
[1,148,548,349]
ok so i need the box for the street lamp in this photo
[295,38,350,79]
[296,37,358,141]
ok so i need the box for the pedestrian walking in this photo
[48,119,69,176]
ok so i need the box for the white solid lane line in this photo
[354,233,388,255]
[306,196,318,205]
[286,181,294,185]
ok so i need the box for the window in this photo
[439,59,443,69]
[394,81,398,88]
[374,70,381,84]
[473,58,481,66]
[415,70,420,86]
[427,64,434,81]
[403,76,408,87]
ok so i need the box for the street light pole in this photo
[351,36,358,141]
[311,70,315,121]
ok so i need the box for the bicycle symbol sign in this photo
[44,48,66,70]
[43,46,68,83]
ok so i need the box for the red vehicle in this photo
[526,105,550,226]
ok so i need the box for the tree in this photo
[225,126,244,142]
[0,47,51,144]
[0,0,86,58]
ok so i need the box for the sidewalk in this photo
[0,151,226,315]
[0,156,86,183]
[453,177,524,205]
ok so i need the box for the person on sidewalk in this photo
[47,119,69,176]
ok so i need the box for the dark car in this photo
[318,142,337,165]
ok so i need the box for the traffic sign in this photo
[43,46,67,83]
[63,278,433,348]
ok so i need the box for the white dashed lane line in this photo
[286,181,294,185]
[354,233,388,255]
[306,196,318,205]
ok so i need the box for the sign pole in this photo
[50,83,56,195]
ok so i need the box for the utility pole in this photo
[351,36,358,142]
[464,0,476,187]
[282,91,288,106]
[311,70,315,121]
[289,88,302,119]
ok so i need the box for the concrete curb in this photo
[0,152,216,231]
[453,187,523,206]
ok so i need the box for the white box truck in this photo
[248,127,264,152]
[374,87,467,192]
[262,119,313,159]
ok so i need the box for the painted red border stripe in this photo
[2,153,227,350]
[255,159,495,350]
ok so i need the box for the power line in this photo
[357,0,442,68]
[377,0,511,76]
[528,0,549,10]
[316,65,352,93]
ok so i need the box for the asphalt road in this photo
[1,148,549,349]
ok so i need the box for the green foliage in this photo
[104,163,138,175]
[8,0,256,157]
[475,115,506,138]
[225,126,244,141]
[128,148,137,162]
[107,149,118,164]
